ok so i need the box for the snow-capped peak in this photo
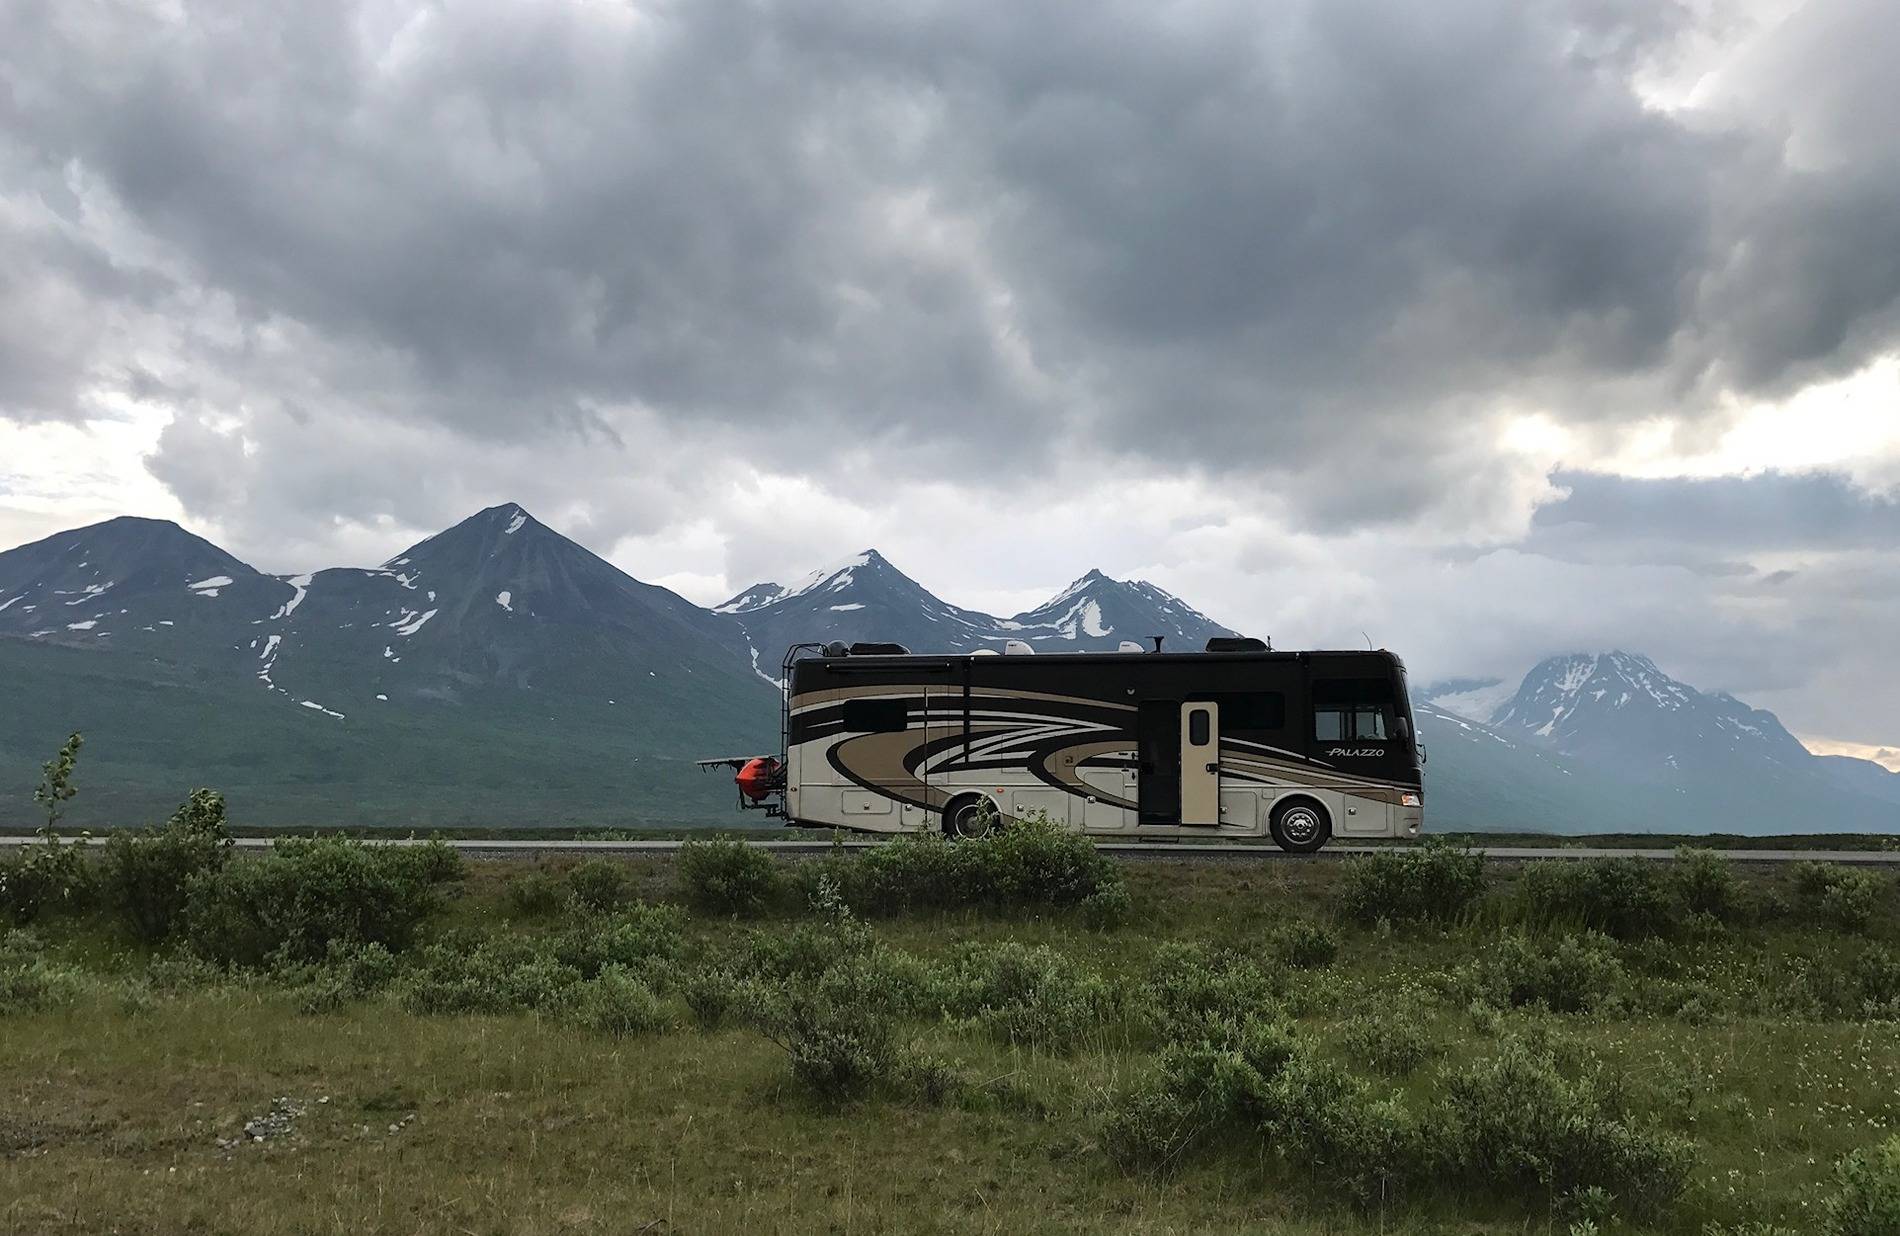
[717,550,880,614]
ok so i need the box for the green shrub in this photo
[943,941,1116,1053]
[290,940,400,1014]
[1139,942,1282,1036]
[1791,863,1887,934]
[0,955,87,1013]
[1080,882,1134,929]
[551,903,685,985]
[565,859,631,912]
[1105,1016,1427,1202]
[811,813,1124,918]
[400,936,583,1015]
[570,965,669,1037]
[676,837,782,916]
[1337,840,1486,926]
[745,951,905,1099]
[1672,848,1746,922]
[505,871,564,917]
[1515,859,1679,939]
[1338,1013,1436,1077]
[1820,1136,1900,1236]
[104,789,234,942]
[0,836,94,925]
[183,837,455,967]
[1439,1036,1692,1216]
[680,965,742,1028]
[1277,920,1339,969]
[1102,1015,1300,1172]
[1853,947,1900,1017]
[1468,932,1624,1013]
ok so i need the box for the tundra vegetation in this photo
[3,820,1899,1235]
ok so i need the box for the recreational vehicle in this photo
[702,638,1424,853]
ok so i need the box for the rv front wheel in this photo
[1270,799,1331,854]
[944,796,997,840]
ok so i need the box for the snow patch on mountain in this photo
[188,575,233,596]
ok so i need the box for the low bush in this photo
[679,965,742,1028]
[745,951,907,1099]
[289,940,400,1014]
[0,931,88,1013]
[942,941,1116,1053]
[0,835,94,925]
[104,789,234,942]
[1514,859,1680,939]
[676,837,783,916]
[1820,1135,1900,1236]
[505,871,564,917]
[183,837,460,967]
[811,813,1125,918]
[1467,932,1624,1013]
[550,903,685,984]
[565,859,632,913]
[570,964,669,1037]
[1791,862,1887,934]
[1338,1012,1436,1078]
[1672,848,1747,923]
[400,936,583,1015]
[1439,1036,1692,1216]
[1277,920,1339,969]
[1336,840,1486,926]
[1138,942,1282,1036]
[1104,1015,1427,1202]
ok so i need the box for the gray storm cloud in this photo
[3,0,1896,503]
[2,0,1898,745]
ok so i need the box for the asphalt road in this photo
[4,834,1896,862]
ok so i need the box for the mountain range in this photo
[2,504,1896,833]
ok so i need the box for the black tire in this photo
[943,795,998,840]
[1270,799,1331,854]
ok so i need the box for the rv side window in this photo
[1210,692,1286,732]
[1188,709,1210,746]
[1315,704,1390,741]
[841,699,909,732]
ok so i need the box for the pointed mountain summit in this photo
[0,514,288,648]
[716,548,997,674]
[1003,569,1238,649]
[1492,651,1813,774]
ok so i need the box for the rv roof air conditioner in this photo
[1117,640,1146,653]
[1002,639,1035,655]
[847,642,910,656]
[1205,636,1269,653]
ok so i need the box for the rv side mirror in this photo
[1395,716,1410,742]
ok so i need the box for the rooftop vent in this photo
[1117,640,1146,653]
[1002,639,1035,655]
[1205,636,1269,653]
[848,641,910,656]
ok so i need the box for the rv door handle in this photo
[1204,762,1220,773]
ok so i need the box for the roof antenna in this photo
[1150,636,1164,653]
[1362,630,1373,650]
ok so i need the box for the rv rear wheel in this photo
[944,795,998,840]
[1270,799,1331,854]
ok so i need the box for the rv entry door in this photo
[1179,701,1220,825]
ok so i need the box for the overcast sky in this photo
[3,0,1897,764]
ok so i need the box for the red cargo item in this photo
[735,756,781,801]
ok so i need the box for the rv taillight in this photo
[736,757,782,801]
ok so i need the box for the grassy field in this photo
[4,831,1899,1235]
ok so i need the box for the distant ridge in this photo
[0,511,1894,834]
